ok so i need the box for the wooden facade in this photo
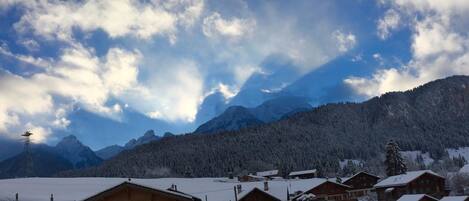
[375,172,447,201]
[294,181,355,201]
[239,188,281,201]
[343,172,380,198]
[84,182,201,201]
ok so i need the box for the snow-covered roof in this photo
[0,177,329,201]
[257,170,279,177]
[289,169,317,176]
[342,172,380,183]
[82,181,195,200]
[459,164,469,173]
[397,194,437,201]
[440,196,469,201]
[374,170,443,188]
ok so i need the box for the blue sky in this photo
[1,0,469,148]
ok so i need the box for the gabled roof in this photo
[82,181,199,201]
[342,171,380,183]
[440,196,469,201]
[257,170,279,177]
[238,187,282,201]
[397,194,438,201]
[289,169,317,177]
[374,170,444,188]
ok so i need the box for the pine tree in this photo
[385,140,407,176]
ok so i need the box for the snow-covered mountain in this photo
[95,130,161,159]
[194,96,311,134]
[95,145,124,160]
[54,135,103,168]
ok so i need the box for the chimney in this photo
[264,181,269,191]
[236,184,242,194]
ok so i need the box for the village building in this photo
[257,170,280,179]
[374,170,448,201]
[84,182,201,201]
[238,174,267,182]
[342,172,380,198]
[293,180,354,201]
[440,196,469,201]
[396,194,438,201]
[289,169,318,179]
[238,187,282,201]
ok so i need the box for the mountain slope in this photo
[62,75,469,178]
[0,146,73,178]
[95,145,125,160]
[194,96,311,134]
[54,135,103,168]
[194,106,264,134]
[95,130,161,159]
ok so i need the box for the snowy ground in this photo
[339,159,362,169]
[446,147,469,161]
[0,177,327,201]
[400,150,434,166]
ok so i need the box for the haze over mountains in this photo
[58,75,469,178]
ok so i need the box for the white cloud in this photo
[18,39,40,51]
[333,30,357,53]
[120,59,204,122]
[202,12,255,40]
[0,44,142,141]
[377,9,401,40]
[10,0,204,42]
[347,0,469,97]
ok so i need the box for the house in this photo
[342,172,380,198]
[374,170,448,201]
[257,170,280,179]
[289,169,318,179]
[84,182,201,201]
[238,187,282,201]
[293,180,354,201]
[440,196,469,201]
[238,174,266,182]
[396,194,438,201]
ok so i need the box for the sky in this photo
[1,0,469,148]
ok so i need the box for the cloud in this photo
[346,0,469,97]
[333,30,357,53]
[122,59,204,122]
[0,44,141,141]
[202,12,256,40]
[10,0,204,42]
[377,9,401,40]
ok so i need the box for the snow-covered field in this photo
[447,147,469,161]
[0,177,326,201]
[400,151,434,166]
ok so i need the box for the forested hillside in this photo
[60,76,469,178]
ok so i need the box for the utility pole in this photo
[22,131,34,177]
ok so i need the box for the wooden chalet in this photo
[342,172,380,198]
[293,180,355,201]
[83,182,201,201]
[374,170,448,201]
[289,169,318,179]
[238,174,266,182]
[396,194,438,201]
[257,170,280,179]
[238,187,282,201]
